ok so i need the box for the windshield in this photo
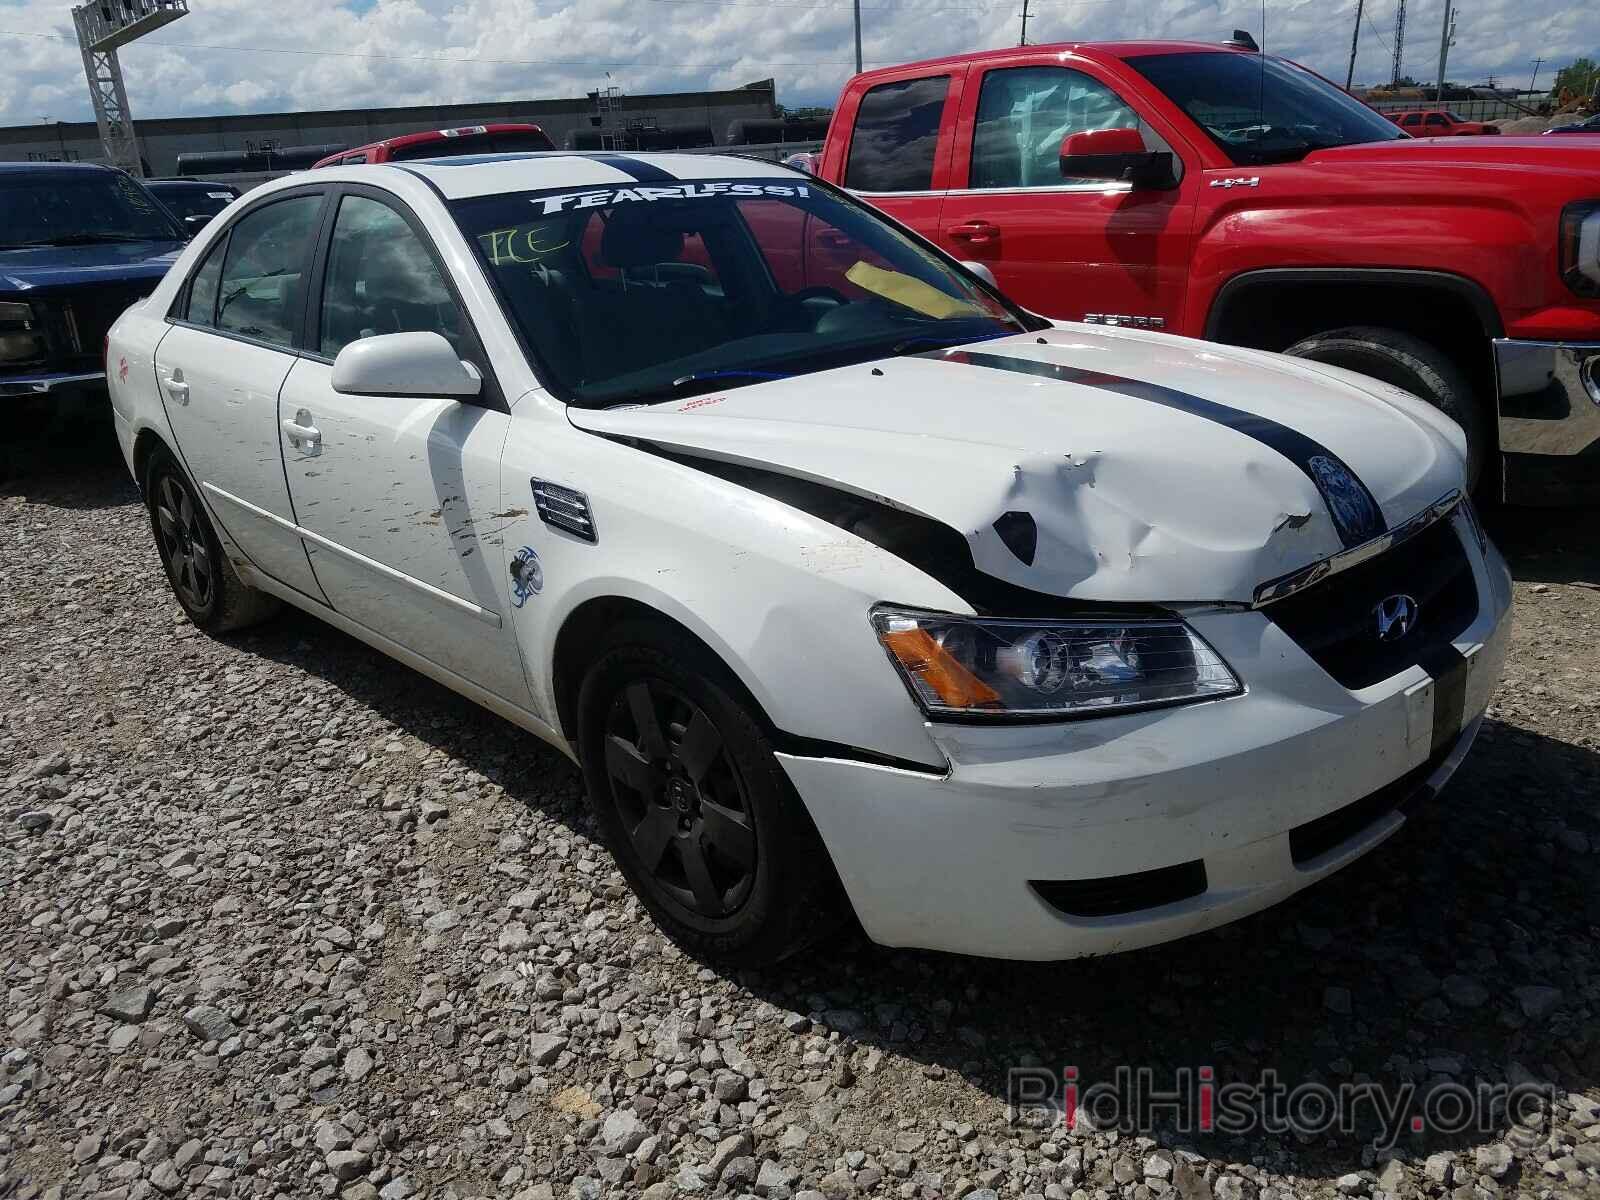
[451,178,1031,407]
[1128,51,1406,166]
[0,172,185,249]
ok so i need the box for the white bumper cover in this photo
[781,517,1513,960]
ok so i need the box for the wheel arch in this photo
[131,424,177,492]
[1203,268,1505,344]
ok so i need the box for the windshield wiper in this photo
[888,330,1011,356]
[7,233,164,247]
[668,369,792,390]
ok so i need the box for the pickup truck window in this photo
[1401,113,1422,127]
[845,76,951,193]
[972,66,1142,189]
[451,179,1030,407]
[1128,51,1404,166]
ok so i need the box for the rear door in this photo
[155,189,330,601]
[277,186,531,705]
[835,67,966,243]
[936,56,1199,327]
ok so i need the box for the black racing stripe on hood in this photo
[578,154,677,183]
[930,349,1388,549]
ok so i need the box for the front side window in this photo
[452,178,1033,408]
[319,195,464,358]
[1425,114,1449,127]
[0,171,184,249]
[215,194,323,347]
[1128,51,1406,165]
[844,76,951,193]
[972,66,1148,189]
[1401,113,1422,127]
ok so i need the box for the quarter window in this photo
[972,66,1145,189]
[844,75,950,193]
[183,238,226,326]
[216,195,323,348]
[319,195,464,358]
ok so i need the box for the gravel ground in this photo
[3,429,1599,1200]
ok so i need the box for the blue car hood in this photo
[0,240,185,294]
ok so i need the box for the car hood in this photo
[0,240,185,294]
[566,327,1466,605]
[1306,135,1597,174]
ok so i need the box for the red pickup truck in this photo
[312,123,554,168]
[1388,109,1501,136]
[813,39,1600,503]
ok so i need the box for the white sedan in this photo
[107,153,1511,964]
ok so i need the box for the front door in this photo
[278,189,531,705]
[155,191,329,601]
[936,61,1198,329]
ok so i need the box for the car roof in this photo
[392,151,798,201]
[847,39,1247,81]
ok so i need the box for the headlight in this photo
[1559,201,1600,298]
[0,301,46,365]
[871,606,1241,720]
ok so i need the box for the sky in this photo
[0,0,1594,128]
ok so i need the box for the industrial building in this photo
[0,80,782,177]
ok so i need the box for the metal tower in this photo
[71,1,190,177]
[1390,0,1407,85]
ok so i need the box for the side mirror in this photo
[961,261,998,288]
[182,213,213,237]
[1060,128,1178,190]
[331,332,482,399]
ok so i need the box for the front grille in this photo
[39,284,153,371]
[1265,516,1477,689]
[1031,860,1207,918]
[1289,741,1453,865]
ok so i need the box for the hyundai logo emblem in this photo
[1374,594,1420,643]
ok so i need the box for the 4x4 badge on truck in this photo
[1210,176,1261,189]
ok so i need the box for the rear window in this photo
[844,76,950,193]
[389,129,556,162]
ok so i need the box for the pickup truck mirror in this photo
[331,332,483,399]
[1060,128,1178,190]
[182,214,213,237]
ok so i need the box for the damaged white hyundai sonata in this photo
[107,153,1511,964]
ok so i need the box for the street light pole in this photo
[853,0,862,73]
[1345,0,1365,89]
[1433,0,1454,103]
[1020,0,1031,45]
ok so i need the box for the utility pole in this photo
[1434,0,1455,102]
[1345,0,1365,89]
[1020,0,1031,46]
[71,0,190,177]
[1391,0,1407,85]
[853,0,862,73]
[1528,57,1543,95]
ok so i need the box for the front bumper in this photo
[1494,338,1600,505]
[781,513,1513,960]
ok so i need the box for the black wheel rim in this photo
[604,679,757,918]
[155,474,214,613]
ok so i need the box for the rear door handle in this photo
[282,410,322,456]
[163,369,190,406]
[949,220,999,245]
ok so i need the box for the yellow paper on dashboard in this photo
[844,262,984,320]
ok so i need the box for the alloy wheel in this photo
[155,474,215,613]
[603,678,757,918]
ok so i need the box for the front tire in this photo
[575,620,847,966]
[144,447,280,633]
[1283,326,1490,489]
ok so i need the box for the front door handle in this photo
[163,369,190,406]
[282,410,322,456]
[948,220,999,245]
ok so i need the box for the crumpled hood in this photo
[0,240,184,294]
[567,327,1466,605]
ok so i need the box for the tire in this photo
[143,447,280,633]
[575,619,848,966]
[1283,326,1490,489]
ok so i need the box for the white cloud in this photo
[0,0,1592,128]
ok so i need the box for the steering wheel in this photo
[789,286,850,307]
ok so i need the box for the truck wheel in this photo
[144,447,281,633]
[575,619,848,966]
[1283,326,1489,489]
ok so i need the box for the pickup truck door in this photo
[154,189,331,603]
[830,65,967,244]
[935,57,1199,330]
[277,188,532,706]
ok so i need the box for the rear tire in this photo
[575,619,848,966]
[1283,325,1490,489]
[143,446,280,633]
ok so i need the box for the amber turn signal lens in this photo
[879,626,1003,710]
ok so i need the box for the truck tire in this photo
[575,618,849,966]
[1283,326,1489,489]
[143,446,281,634]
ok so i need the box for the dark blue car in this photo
[1,163,187,424]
